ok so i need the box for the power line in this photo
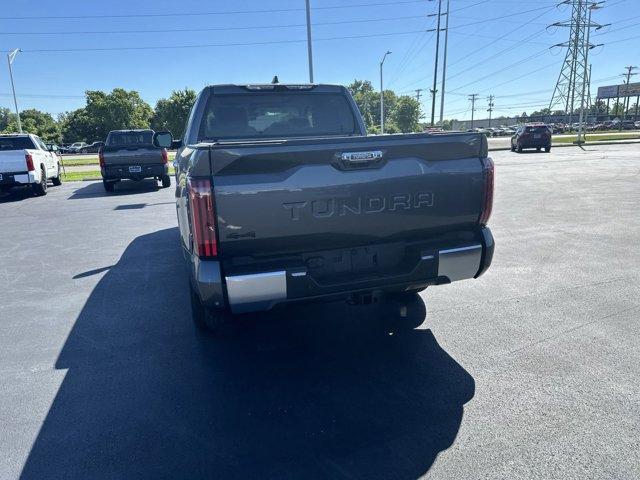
[12,29,432,53]
[0,0,429,20]
[0,15,430,36]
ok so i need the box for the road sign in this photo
[597,85,619,99]
[619,82,640,97]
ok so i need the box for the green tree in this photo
[0,107,16,132]
[61,108,95,143]
[610,101,625,117]
[347,79,398,131]
[391,96,422,133]
[3,109,62,142]
[61,88,153,142]
[151,88,197,139]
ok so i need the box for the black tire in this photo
[103,180,115,193]
[536,147,541,152]
[517,145,523,153]
[510,143,516,152]
[545,146,551,153]
[81,149,87,154]
[190,284,232,333]
[32,167,47,196]
[160,174,171,188]
[52,165,62,186]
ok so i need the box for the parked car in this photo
[79,141,104,154]
[100,129,170,192]
[635,121,640,129]
[157,83,495,332]
[620,120,636,130]
[66,142,88,154]
[511,123,552,153]
[45,142,61,152]
[0,134,62,195]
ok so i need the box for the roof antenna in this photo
[272,75,279,84]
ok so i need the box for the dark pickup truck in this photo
[100,129,170,192]
[154,84,494,332]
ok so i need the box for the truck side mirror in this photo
[153,131,173,148]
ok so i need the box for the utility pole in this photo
[621,65,638,119]
[380,50,392,134]
[469,93,479,130]
[487,95,495,128]
[549,0,606,132]
[430,0,443,126]
[439,0,450,124]
[415,89,423,102]
[577,2,602,144]
[7,49,22,133]
[305,0,314,83]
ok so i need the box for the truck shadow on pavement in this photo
[20,227,475,480]
[68,179,162,199]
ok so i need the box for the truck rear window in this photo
[0,137,36,150]
[524,126,550,134]
[199,93,358,141]
[106,131,153,146]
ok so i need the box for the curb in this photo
[489,139,640,152]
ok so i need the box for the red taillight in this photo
[161,148,168,164]
[188,178,217,258]
[479,157,494,226]
[25,153,35,171]
[98,147,105,168]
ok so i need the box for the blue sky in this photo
[1,0,638,120]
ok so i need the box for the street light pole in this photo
[380,50,392,134]
[7,48,22,133]
[305,0,314,83]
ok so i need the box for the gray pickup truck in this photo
[153,84,494,332]
[100,129,171,192]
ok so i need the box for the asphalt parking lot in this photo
[1,144,639,479]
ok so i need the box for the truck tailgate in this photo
[0,150,29,173]
[212,133,487,259]
[102,147,163,165]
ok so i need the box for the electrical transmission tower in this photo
[548,0,604,129]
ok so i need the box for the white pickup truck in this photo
[0,134,62,196]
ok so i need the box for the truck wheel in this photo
[52,166,62,186]
[517,145,523,153]
[103,180,115,193]
[510,144,516,152]
[160,175,171,188]
[190,285,231,333]
[32,167,48,196]
[545,146,551,153]
[536,147,541,152]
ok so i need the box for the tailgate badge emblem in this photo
[339,150,384,163]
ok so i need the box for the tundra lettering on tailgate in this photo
[283,192,434,221]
